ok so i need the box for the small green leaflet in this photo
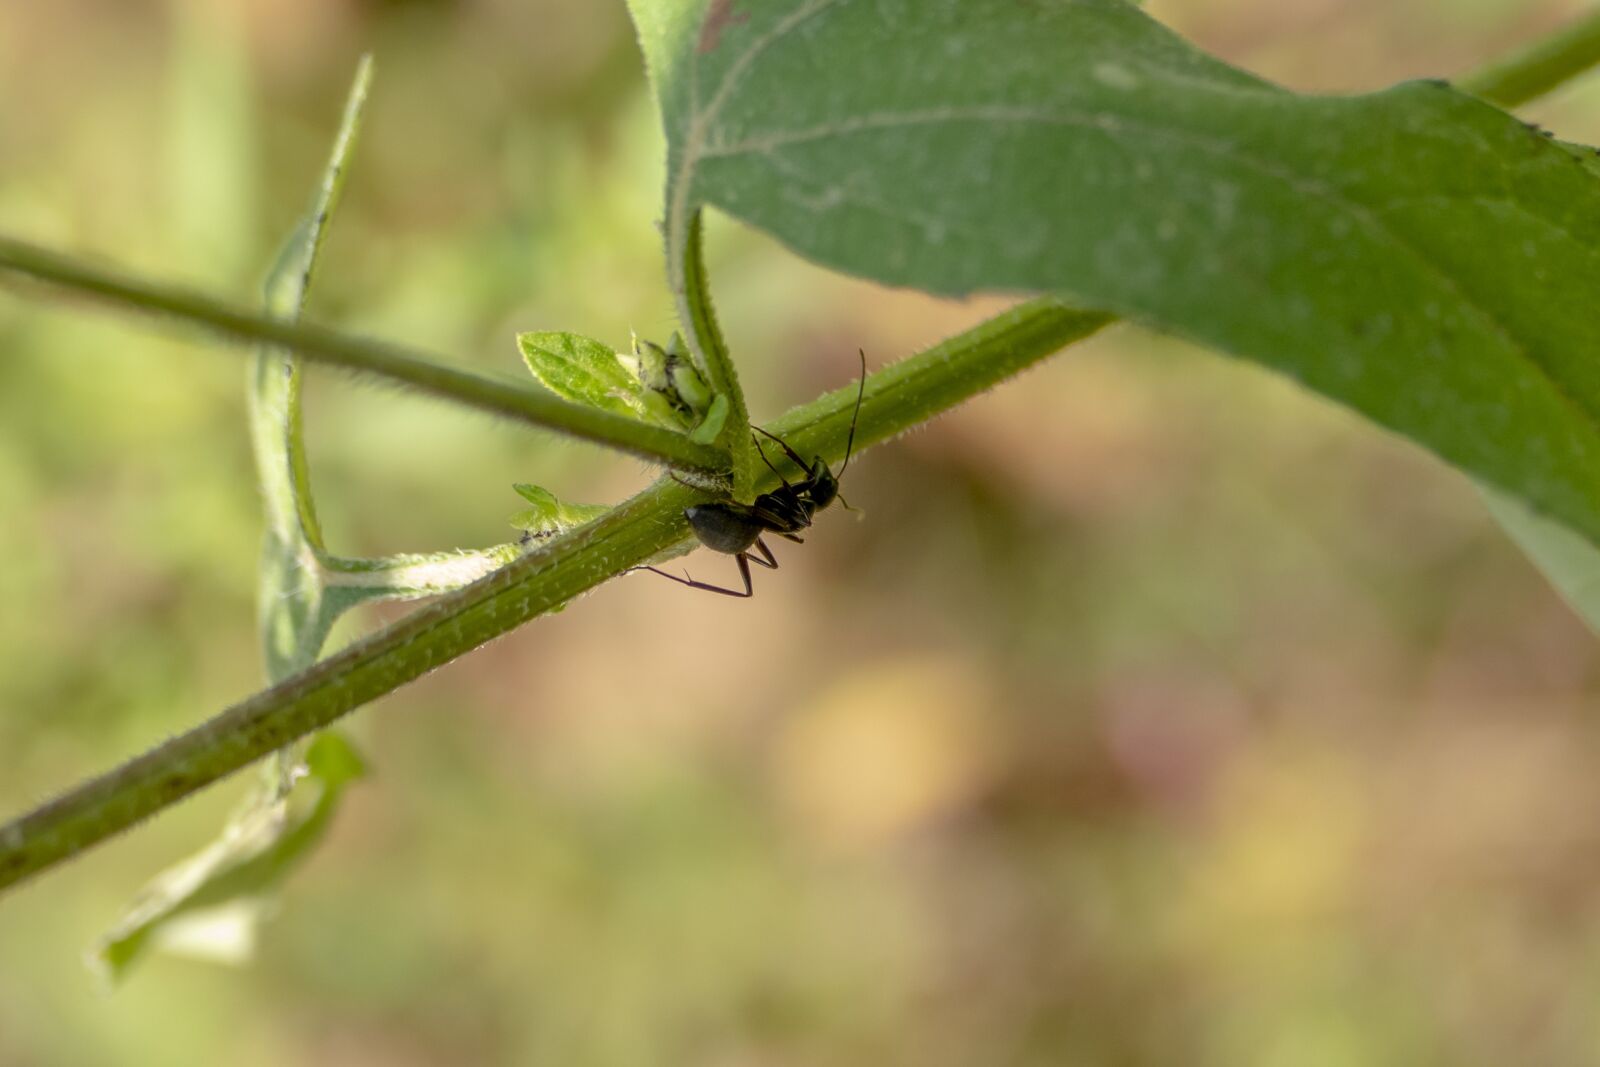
[511,482,613,538]
[519,328,726,441]
[519,330,660,421]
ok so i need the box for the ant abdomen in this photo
[685,503,764,555]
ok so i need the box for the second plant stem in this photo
[0,235,729,477]
[1458,9,1600,109]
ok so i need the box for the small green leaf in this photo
[89,733,366,985]
[510,483,613,538]
[689,392,730,445]
[514,482,561,507]
[519,330,654,420]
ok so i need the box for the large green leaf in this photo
[630,0,1600,545]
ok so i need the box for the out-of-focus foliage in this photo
[2,1,1600,1065]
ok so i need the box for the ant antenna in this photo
[837,349,867,480]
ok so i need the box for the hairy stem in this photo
[318,545,526,598]
[680,211,756,496]
[1458,9,1600,108]
[0,300,1111,893]
[0,235,728,476]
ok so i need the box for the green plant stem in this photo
[319,545,526,598]
[0,299,1111,893]
[0,235,728,476]
[680,212,755,495]
[1458,9,1600,108]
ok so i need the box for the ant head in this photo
[807,461,839,510]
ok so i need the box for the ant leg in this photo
[641,555,753,598]
[750,537,779,569]
[752,426,816,477]
[835,349,866,478]
[774,532,804,544]
[751,435,795,489]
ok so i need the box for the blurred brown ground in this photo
[3,1,1600,1064]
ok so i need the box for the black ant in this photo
[643,350,866,598]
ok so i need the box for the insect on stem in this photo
[644,350,868,598]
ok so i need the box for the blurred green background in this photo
[4,1,1600,1063]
